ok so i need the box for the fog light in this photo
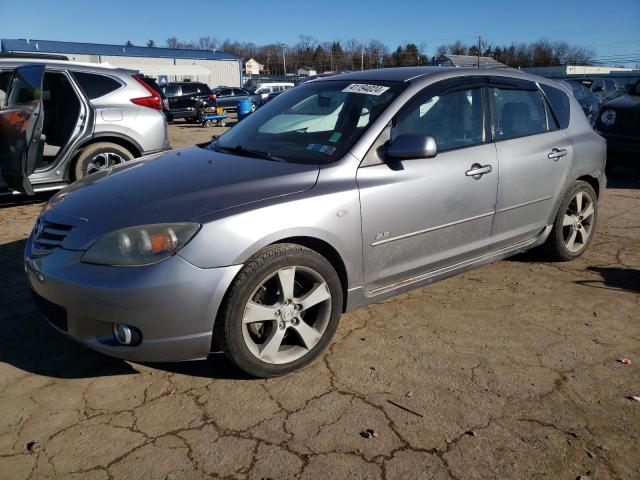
[113,323,141,346]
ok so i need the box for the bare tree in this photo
[198,36,218,50]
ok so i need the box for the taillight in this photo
[208,94,217,101]
[131,75,162,110]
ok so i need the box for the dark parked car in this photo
[211,87,253,112]
[589,78,625,103]
[161,82,215,122]
[561,80,601,122]
[594,79,640,172]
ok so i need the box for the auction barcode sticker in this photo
[342,84,390,96]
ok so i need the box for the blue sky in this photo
[1,0,639,64]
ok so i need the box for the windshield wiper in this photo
[213,144,286,162]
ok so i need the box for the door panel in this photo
[491,131,572,243]
[358,143,499,286]
[0,64,45,194]
[489,84,572,245]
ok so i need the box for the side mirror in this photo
[386,135,437,160]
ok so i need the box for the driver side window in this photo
[392,87,485,152]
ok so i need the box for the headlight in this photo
[82,223,200,266]
[600,109,616,126]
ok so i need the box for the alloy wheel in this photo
[86,151,126,175]
[562,190,595,253]
[241,265,332,364]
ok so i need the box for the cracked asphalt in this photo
[1,123,639,479]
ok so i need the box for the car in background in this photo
[161,81,216,122]
[263,89,285,104]
[589,78,625,103]
[594,79,640,172]
[248,82,294,106]
[0,58,169,195]
[211,87,253,112]
[138,75,173,123]
[25,68,605,377]
[561,80,601,122]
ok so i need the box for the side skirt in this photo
[345,225,552,312]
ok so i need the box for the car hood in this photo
[45,146,319,250]
[603,94,640,111]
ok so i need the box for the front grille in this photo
[31,291,68,332]
[33,220,74,255]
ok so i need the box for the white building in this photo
[297,66,317,77]
[245,58,264,75]
[523,65,634,76]
[1,38,243,87]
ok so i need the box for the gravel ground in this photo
[0,123,638,479]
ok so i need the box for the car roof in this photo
[318,66,545,85]
[0,57,137,75]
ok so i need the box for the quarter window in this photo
[491,88,548,140]
[541,84,570,129]
[392,87,485,152]
[71,72,121,99]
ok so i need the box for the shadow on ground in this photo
[0,239,246,381]
[0,191,53,209]
[575,266,640,294]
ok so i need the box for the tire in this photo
[74,142,135,181]
[251,101,257,112]
[541,181,598,261]
[215,244,343,378]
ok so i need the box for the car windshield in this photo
[565,81,588,100]
[209,80,405,164]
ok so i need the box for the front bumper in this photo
[24,236,241,362]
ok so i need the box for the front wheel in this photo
[541,181,598,261]
[215,244,343,378]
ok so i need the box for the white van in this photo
[249,82,294,103]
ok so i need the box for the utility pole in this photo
[476,35,481,68]
[361,34,364,71]
[279,43,287,76]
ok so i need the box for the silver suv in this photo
[0,58,169,195]
[24,67,606,378]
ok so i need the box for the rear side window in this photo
[541,84,570,129]
[163,85,180,97]
[7,65,43,106]
[72,72,121,99]
[491,88,547,140]
[196,84,211,94]
[181,84,198,95]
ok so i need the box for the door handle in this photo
[548,148,568,160]
[465,163,492,179]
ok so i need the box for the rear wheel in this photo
[541,181,598,261]
[73,142,134,180]
[215,244,343,378]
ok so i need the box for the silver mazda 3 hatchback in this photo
[21,67,606,377]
